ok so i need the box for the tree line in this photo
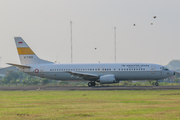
[0,71,58,86]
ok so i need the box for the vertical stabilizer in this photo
[14,37,52,65]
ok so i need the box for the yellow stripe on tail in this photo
[17,48,35,55]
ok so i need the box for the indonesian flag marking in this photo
[35,69,39,73]
[19,42,23,44]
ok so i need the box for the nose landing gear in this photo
[88,81,96,87]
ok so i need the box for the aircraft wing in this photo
[7,63,31,69]
[67,71,99,80]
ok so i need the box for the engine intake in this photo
[98,74,116,84]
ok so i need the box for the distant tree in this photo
[22,80,27,86]
[3,71,19,84]
[42,79,49,85]
[32,78,40,85]
[173,76,180,83]
[59,81,69,85]
[0,79,5,86]
[52,80,59,85]
[0,71,56,86]
[10,79,16,86]
[1,78,10,85]
[16,79,20,86]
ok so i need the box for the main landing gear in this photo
[155,81,159,86]
[88,81,96,87]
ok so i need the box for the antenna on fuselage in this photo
[114,27,116,63]
[0,56,2,68]
[70,21,73,63]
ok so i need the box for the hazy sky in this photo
[0,0,180,67]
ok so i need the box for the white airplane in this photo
[7,37,175,87]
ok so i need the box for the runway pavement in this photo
[0,86,180,91]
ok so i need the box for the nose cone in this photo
[170,71,175,76]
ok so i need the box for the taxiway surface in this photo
[0,86,179,91]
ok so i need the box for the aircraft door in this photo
[151,65,155,74]
[40,66,45,76]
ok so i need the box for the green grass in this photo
[0,90,180,120]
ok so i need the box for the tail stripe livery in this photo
[17,48,35,55]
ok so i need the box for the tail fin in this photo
[14,37,53,65]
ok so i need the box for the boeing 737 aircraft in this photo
[7,37,175,87]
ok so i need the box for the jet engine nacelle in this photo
[99,74,116,84]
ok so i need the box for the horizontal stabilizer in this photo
[7,63,31,68]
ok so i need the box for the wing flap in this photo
[7,63,31,68]
[67,71,99,80]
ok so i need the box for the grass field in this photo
[0,90,180,120]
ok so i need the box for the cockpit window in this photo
[163,67,169,70]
